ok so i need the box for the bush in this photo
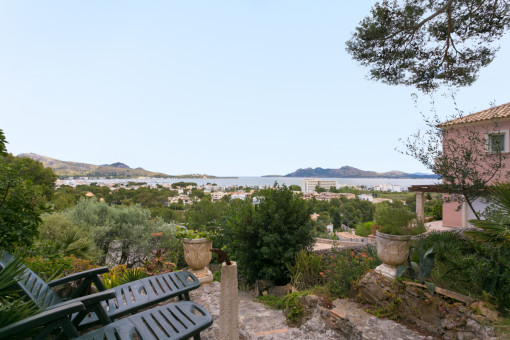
[415,231,510,313]
[375,203,425,235]
[67,198,181,267]
[221,186,314,284]
[256,290,312,323]
[288,250,325,290]
[102,265,148,289]
[355,221,374,237]
[323,246,380,298]
[24,255,97,281]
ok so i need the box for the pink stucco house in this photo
[440,102,510,227]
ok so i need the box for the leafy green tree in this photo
[68,198,173,266]
[185,198,227,230]
[339,202,362,228]
[14,156,58,200]
[221,186,314,284]
[289,185,301,192]
[346,0,510,92]
[0,129,7,156]
[0,154,46,251]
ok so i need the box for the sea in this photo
[64,177,439,190]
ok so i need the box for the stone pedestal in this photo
[189,267,213,285]
[374,263,398,278]
[220,261,239,340]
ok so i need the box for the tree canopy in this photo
[346,0,510,92]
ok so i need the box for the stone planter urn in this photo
[374,231,411,278]
[182,238,213,284]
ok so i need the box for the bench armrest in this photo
[0,302,85,339]
[50,290,116,310]
[48,266,109,287]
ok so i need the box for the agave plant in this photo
[465,183,510,246]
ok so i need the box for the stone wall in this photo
[357,271,498,339]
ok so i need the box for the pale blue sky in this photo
[1,1,509,176]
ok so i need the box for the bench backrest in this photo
[0,251,63,308]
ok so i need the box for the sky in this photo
[1,1,510,177]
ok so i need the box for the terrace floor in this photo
[184,281,436,340]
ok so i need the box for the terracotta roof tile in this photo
[441,101,510,127]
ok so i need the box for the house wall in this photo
[441,118,510,227]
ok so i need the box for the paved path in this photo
[187,282,436,340]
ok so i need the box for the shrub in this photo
[24,255,98,281]
[375,203,425,235]
[24,256,74,281]
[415,231,510,313]
[102,265,148,289]
[323,246,380,298]
[221,186,314,284]
[355,221,374,237]
[256,290,312,323]
[288,250,325,290]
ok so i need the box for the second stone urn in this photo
[182,237,213,285]
[375,231,411,278]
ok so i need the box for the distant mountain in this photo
[282,166,439,179]
[18,153,171,179]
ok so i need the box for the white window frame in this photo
[486,129,509,154]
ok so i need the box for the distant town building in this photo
[211,191,227,201]
[358,194,373,202]
[168,195,193,205]
[326,224,334,234]
[374,184,402,192]
[302,179,337,193]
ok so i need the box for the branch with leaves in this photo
[346,0,510,92]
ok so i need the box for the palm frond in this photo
[0,258,27,295]
[467,183,510,246]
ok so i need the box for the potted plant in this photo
[374,204,426,278]
[176,227,218,284]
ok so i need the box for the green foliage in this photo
[366,297,402,320]
[0,129,7,156]
[175,227,218,240]
[346,0,509,91]
[256,291,312,323]
[466,183,510,246]
[26,212,98,260]
[416,231,510,313]
[288,250,325,290]
[375,203,425,235]
[397,242,436,289]
[323,246,380,298]
[102,265,148,289]
[171,182,197,189]
[66,198,178,267]
[221,186,314,284]
[184,198,227,230]
[355,221,374,237]
[0,258,39,336]
[0,155,45,251]
[288,185,301,192]
[23,256,73,282]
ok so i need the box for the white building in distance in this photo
[302,179,337,193]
